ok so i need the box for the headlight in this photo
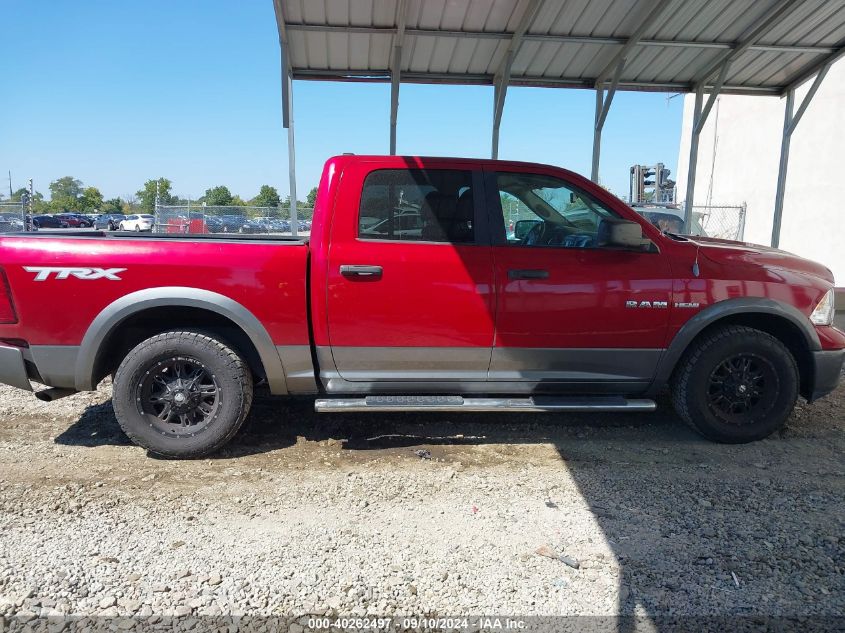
[810,288,835,326]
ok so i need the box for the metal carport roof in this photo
[271,0,845,245]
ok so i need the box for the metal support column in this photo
[491,0,543,159]
[771,64,830,247]
[590,59,622,183]
[492,79,507,159]
[590,0,673,183]
[274,0,298,237]
[285,71,298,238]
[389,0,408,155]
[683,62,729,231]
[590,89,603,183]
[683,86,704,231]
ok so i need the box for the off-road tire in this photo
[671,325,799,443]
[113,330,253,458]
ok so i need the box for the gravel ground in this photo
[0,377,843,631]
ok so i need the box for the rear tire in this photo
[671,325,798,443]
[113,330,254,458]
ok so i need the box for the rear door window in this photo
[358,169,475,243]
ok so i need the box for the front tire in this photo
[671,325,799,443]
[113,331,254,458]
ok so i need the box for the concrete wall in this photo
[676,58,845,286]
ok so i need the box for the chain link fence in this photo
[636,204,746,241]
[154,205,314,236]
[0,202,27,233]
[687,203,747,240]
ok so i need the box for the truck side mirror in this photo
[513,219,541,240]
[599,218,653,250]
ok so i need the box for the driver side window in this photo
[497,172,619,249]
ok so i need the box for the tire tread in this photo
[670,325,798,442]
[113,330,253,458]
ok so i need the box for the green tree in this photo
[306,186,318,207]
[102,198,124,214]
[48,176,83,212]
[79,186,104,212]
[11,188,45,211]
[136,178,175,213]
[11,187,32,202]
[281,195,306,210]
[251,185,280,208]
[203,185,233,207]
[49,176,82,200]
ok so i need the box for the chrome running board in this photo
[315,395,656,413]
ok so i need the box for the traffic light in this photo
[643,167,656,187]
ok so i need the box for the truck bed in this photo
[7,230,308,243]
[0,232,312,391]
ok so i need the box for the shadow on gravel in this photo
[53,400,133,447]
[53,392,844,631]
[227,392,702,457]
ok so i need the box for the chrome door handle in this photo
[508,269,549,280]
[340,265,383,278]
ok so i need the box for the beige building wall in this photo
[676,58,845,286]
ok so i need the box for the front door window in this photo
[498,172,620,249]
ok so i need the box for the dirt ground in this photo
[0,377,843,631]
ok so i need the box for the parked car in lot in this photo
[119,214,155,232]
[216,215,243,233]
[0,155,842,459]
[203,215,224,233]
[237,218,266,234]
[94,213,125,231]
[162,212,225,235]
[249,217,290,233]
[56,213,94,228]
[30,215,69,229]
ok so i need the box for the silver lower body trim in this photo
[315,395,656,413]
[29,345,79,389]
[0,345,33,391]
[489,347,662,382]
[327,346,491,381]
[276,345,318,394]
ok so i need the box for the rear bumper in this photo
[0,344,33,391]
[807,349,845,402]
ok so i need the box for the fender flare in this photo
[648,297,820,396]
[74,287,288,394]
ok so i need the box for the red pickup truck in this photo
[0,156,842,457]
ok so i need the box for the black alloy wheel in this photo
[671,325,798,443]
[705,353,777,424]
[137,356,221,437]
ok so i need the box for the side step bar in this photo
[315,395,656,413]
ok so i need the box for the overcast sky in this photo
[2,0,684,202]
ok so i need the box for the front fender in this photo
[648,297,820,396]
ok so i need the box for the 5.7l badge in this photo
[626,300,701,309]
[626,300,668,309]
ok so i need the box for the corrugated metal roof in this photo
[274,0,845,95]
